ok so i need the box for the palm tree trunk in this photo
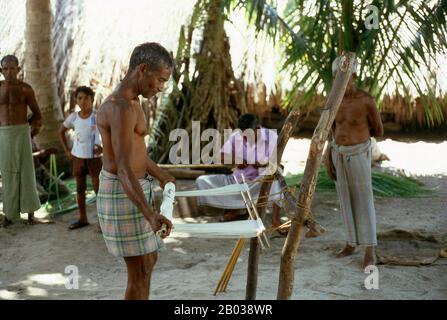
[189,0,247,131]
[246,108,303,299]
[25,0,64,152]
[277,52,356,300]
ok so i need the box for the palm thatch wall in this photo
[1,0,281,115]
[1,0,446,132]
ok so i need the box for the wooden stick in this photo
[221,239,244,292]
[214,238,245,295]
[222,239,245,292]
[245,107,304,300]
[277,52,356,300]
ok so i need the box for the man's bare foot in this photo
[1,217,13,227]
[305,221,327,238]
[26,214,54,225]
[362,246,376,269]
[336,244,356,257]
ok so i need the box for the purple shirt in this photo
[221,127,278,181]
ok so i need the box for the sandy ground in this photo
[0,138,446,300]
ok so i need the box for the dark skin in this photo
[97,62,175,300]
[324,74,383,269]
[0,59,49,226]
[59,92,102,229]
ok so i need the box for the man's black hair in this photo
[129,42,174,72]
[75,86,95,100]
[237,113,259,130]
[1,55,19,66]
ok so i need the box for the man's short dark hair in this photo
[129,42,174,72]
[75,86,95,100]
[1,55,19,66]
[238,113,259,130]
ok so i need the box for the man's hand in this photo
[236,163,248,169]
[30,123,41,137]
[147,213,173,239]
[94,144,103,156]
[325,152,336,181]
[65,151,74,161]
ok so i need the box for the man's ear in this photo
[138,63,149,75]
[18,66,22,73]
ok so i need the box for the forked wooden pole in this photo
[277,52,356,299]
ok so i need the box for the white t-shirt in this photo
[63,111,101,159]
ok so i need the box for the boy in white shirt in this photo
[59,86,102,230]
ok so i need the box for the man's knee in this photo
[143,252,158,275]
[75,178,87,193]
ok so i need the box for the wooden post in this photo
[276,52,356,300]
[245,108,303,300]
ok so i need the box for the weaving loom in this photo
[158,176,269,248]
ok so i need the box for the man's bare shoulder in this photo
[19,81,34,91]
[356,88,375,102]
[0,80,32,91]
[98,95,135,124]
[18,81,38,98]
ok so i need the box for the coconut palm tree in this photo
[148,0,248,162]
[24,0,65,156]
[248,0,447,125]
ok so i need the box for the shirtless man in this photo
[0,55,49,226]
[96,43,175,300]
[324,57,383,269]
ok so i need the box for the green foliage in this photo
[285,167,433,197]
[233,0,447,125]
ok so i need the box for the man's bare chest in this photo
[129,102,147,136]
[336,99,368,123]
[0,85,26,107]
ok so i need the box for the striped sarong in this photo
[0,124,41,220]
[331,139,377,246]
[97,170,164,257]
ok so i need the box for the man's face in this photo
[334,72,356,92]
[346,74,356,91]
[139,64,172,99]
[76,92,93,112]
[0,61,20,81]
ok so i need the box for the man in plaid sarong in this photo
[97,43,175,300]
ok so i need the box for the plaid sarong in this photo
[97,170,164,257]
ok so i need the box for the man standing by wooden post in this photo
[277,52,356,300]
[324,57,383,269]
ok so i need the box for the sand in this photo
[0,138,446,300]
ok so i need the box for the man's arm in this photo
[324,130,336,181]
[58,124,73,160]
[111,103,157,225]
[146,157,175,189]
[24,84,42,136]
[366,97,384,137]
